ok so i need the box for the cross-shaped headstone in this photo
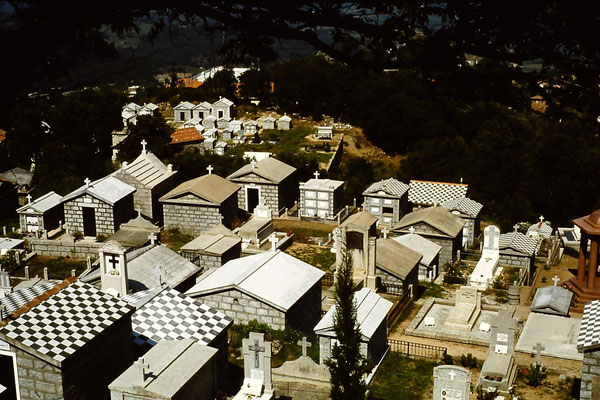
[136,357,151,381]
[249,339,265,368]
[382,227,389,239]
[154,265,166,286]
[552,275,560,286]
[84,177,91,187]
[148,232,157,245]
[539,215,545,223]
[141,139,147,153]
[269,234,278,251]
[136,209,141,218]
[533,342,545,365]
[448,370,457,381]
[409,226,416,235]
[313,170,320,180]
[107,254,119,270]
[26,194,32,204]
[297,337,311,357]
[206,165,214,175]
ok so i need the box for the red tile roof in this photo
[0,129,6,143]
[170,127,205,144]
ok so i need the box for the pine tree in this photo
[325,247,373,399]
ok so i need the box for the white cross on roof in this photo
[313,170,320,180]
[409,226,415,235]
[250,160,257,169]
[141,139,147,153]
[297,336,311,357]
[206,165,213,175]
[84,177,91,187]
[382,227,389,239]
[539,215,545,223]
[269,233,278,251]
[26,194,32,204]
[552,275,560,286]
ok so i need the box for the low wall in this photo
[29,238,102,259]
[272,356,330,385]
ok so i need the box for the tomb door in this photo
[247,188,260,213]
[82,207,96,237]
[0,350,19,400]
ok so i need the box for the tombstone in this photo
[478,310,517,395]
[444,286,482,331]
[99,241,129,297]
[0,268,11,296]
[533,342,545,366]
[433,365,471,400]
[24,265,29,279]
[508,284,520,305]
[233,332,274,399]
[298,336,311,358]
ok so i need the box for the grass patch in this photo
[11,256,87,281]
[420,281,447,299]
[273,220,334,243]
[161,228,194,251]
[285,244,335,270]
[368,353,437,400]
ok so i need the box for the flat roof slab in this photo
[515,312,582,361]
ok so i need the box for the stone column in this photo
[588,239,599,290]
[579,231,589,283]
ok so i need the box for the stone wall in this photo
[12,346,63,400]
[29,238,103,259]
[581,349,600,399]
[285,281,322,333]
[163,203,221,236]
[376,267,405,295]
[197,289,287,329]
[64,193,134,236]
[237,182,279,214]
[114,169,175,223]
[423,236,454,266]
[499,250,533,284]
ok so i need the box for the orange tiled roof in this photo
[178,78,202,88]
[170,127,205,144]
[0,129,6,143]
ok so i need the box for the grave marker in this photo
[433,365,471,400]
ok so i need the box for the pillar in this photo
[588,239,599,290]
[578,231,588,283]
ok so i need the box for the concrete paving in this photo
[515,312,582,361]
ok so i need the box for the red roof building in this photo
[170,127,205,145]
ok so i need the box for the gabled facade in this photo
[16,191,64,234]
[362,177,409,226]
[442,197,483,248]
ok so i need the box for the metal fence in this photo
[322,273,334,286]
[387,339,447,360]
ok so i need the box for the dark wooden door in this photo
[82,207,96,237]
[247,188,259,213]
[0,353,18,400]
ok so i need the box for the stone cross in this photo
[107,254,119,270]
[136,209,141,218]
[513,224,519,232]
[448,370,457,381]
[297,337,311,357]
[136,357,151,382]
[409,226,415,235]
[84,177,91,187]
[141,139,147,153]
[269,234,278,252]
[313,170,320,180]
[382,227,389,239]
[249,339,265,369]
[26,194,32,204]
[552,275,560,286]
[206,165,213,175]
[148,232,157,245]
[250,160,257,169]
[533,342,545,365]
[539,215,545,223]
[154,265,166,286]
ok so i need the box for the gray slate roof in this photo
[0,167,33,186]
[180,231,240,256]
[16,191,62,213]
[375,238,422,279]
[526,221,553,239]
[160,174,240,205]
[408,180,468,206]
[62,176,136,206]
[363,178,409,197]
[393,206,465,237]
[340,211,378,230]
[117,151,176,189]
[227,157,296,184]
[393,234,442,266]
[530,285,572,316]
[499,232,538,256]
[442,197,483,218]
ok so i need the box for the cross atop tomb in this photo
[84,177,91,187]
[0,303,6,320]
[154,265,166,287]
[26,194,32,204]
[539,215,545,223]
[249,339,265,368]
[313,170,320,180]
[135,357,151,382]
[148,232,157,245]
[552,275,560,286]
[136,209,141,218]
[251,160,257,169]
[448,370,457,381]
[141,139,147,154]
[297,336,311,357]
[269,234,278,252]
[382,227,389,239]
[513,224,519,232]
[409,226,416,235]
[206,165,213,175]
[533,342,545,365]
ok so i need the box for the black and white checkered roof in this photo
[578,300,600,350]
[1,281,57,315]
[0,280,134,363]
[363,178,409,197]
[122,287,232,347]
[499,232,538,256]
[442,197,483,217]
[408,180,468,206]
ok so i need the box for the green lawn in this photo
[285,244,336,271]
[369,353,437,400]
[11,256,87,281]
[161,228,194,251]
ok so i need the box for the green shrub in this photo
[72,231,84,241]
[442,353,454,365]
[475,385,498,400]
[524,363,547,387]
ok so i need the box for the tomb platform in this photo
[564,277,600,303]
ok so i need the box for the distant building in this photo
[362,177,409,226]
[299,175,345,220]
[277,114,292,130]
[16,191,64,234]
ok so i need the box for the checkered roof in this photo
[442,197,483,217]
[408,180,468,205]
[578,300,600,350]
[1,281,57,314]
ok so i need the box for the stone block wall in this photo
[285,281,322,333]
[163,203,221,236]
[197,289,286,329]
[182,251,221,269]
[12,346,63,400]
[499,251,533,284]
[64,194,115,235]
[237,183,279,214]
[364,195,401,226]
[581,349,600,399]
[29,238,103,259]
[376,267,405,295]
[423,236,454,266]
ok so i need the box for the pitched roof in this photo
[227,157,296,184]
[126,244,201,291]
[263,116,276,123]
[122,287,232,347]
[173,101,195,110]
[393,234,442,266]
[170,127,204,144]
[363,177,409,197]
[0,281,57,315]
[530,285,572,316]
[278,114,291,122]
[578,299,600,351]
[186,250,324,311]
[526,221,553,239]
[301,178,345,191]
[160,174,240,205]
[193,101,212,110]
[442,197,483,218]
[213,97,234,107]
[61,176,136,206]
[117,151,176,189]
[0,280,133,366]
[393,206,465,237]
[314,288,393,340]
[180,232,241,256]
[340,211,378,230]
[0,167,33,186]
[408,180,468,206]
[498,232,538,256]
[375,238,422,278]
[16,191,62,213]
